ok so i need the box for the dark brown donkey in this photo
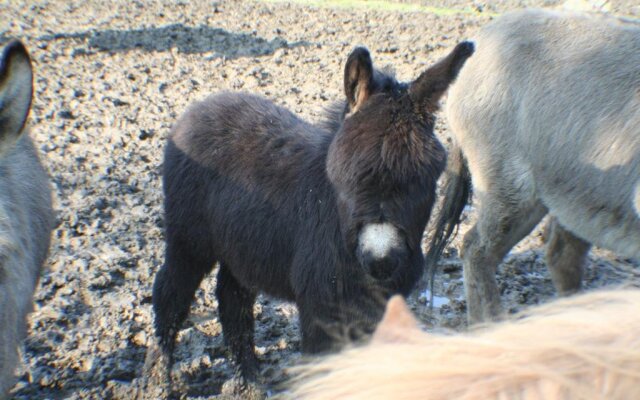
[147,42,474,393]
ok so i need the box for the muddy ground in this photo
[3,0,640,398]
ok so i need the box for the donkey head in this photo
[327,42,474,286]
[0,40,33,156]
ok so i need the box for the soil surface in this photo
[3,0,640,398]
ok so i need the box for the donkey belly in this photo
[523,77,640,258]
[206,185,298,300]
[534,161,640,258]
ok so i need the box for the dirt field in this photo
[3,0,640,398]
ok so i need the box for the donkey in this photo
[146,42,474,392]
[288,289,640,400]
[0,40,54,397]
[426,9,640,324]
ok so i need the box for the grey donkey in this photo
[427,9,640,324]
[0,40,54,397]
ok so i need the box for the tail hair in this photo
[424,144,471,305]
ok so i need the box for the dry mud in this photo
[2,0,639,398]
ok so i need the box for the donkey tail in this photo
[424,143,472,304]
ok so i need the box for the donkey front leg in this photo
[298,284,385,355]
[297,297,339,355]
[462,197,547,324]
[545,218,591,296]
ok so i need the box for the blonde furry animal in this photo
[0,41,54,398]
[427,9,640,324]
[288,290,640,400]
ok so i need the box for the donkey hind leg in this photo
[215,264,259,383]
[462,198,547,324]
[545,218,591,296]
[149,239,216,381]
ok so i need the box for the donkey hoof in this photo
[220,375,265,400]
[138,339,174,398]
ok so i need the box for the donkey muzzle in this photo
[356,223,409,280]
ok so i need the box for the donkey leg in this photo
[299,310,336,354]
[297,293,341,355]
[463,200,547,324]
[215,264,259,383]
[545,218,591,295]
[298,291,381,355]
[0,289,19,397]
[149,237,216,385]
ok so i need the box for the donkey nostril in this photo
[368,258,394,280]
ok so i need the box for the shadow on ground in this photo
[38,24,310,58]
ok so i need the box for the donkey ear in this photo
[344,47,374,113]
[0,40,33,148]
[372,295,422,344]
[409,41,474,113]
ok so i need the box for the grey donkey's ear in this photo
[344,47,374,113]
[409,41,474,113]
[0,40,33,150]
